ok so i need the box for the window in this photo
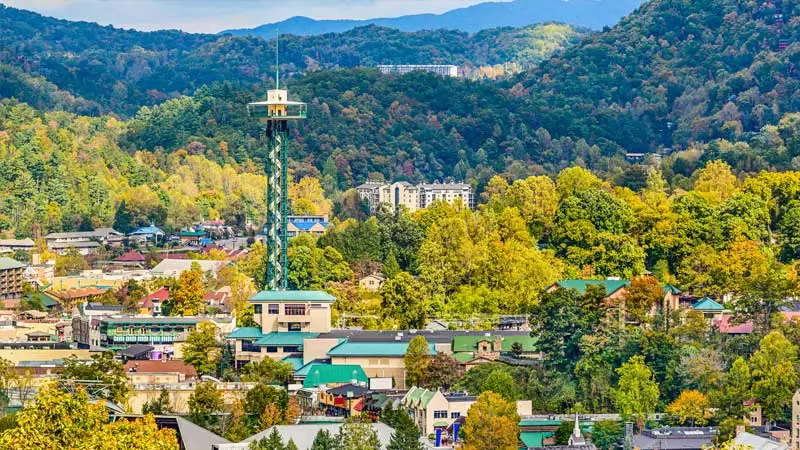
[433,410,448,419]
[288,323,302,331]
[266,346,278,353]
[254,304,262,314]
[242,341,260,352]
[285,304,306,316]
[379,359,389,365]
[268,304,279,314]
[283,346,299,353]
[451,412,460,419]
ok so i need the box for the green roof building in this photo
[549,279,630,296]
[299,363,368,388]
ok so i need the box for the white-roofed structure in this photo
[215,423,396,450]
[150,259,226,278]
[733,432,788,450]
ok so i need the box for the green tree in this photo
[404,336,430,387]
[714,357,752,420]
[463,391,520,450]
[310,429,338,450]
[249,428,285,450]
[187,381,223,430]
[380,272,426,329]
[171,262,205,316]
[241,359,294,385]
[590,421,623,450]
[482,370,520,401]
[114,200,134,234]
[554,420,573,445]
[54,248,89,276]
[750,331,798,422]
[337,417,381,450]
[614,355,659,429]
[142,389,172,415]
[387,419,423,450]
[383,250,401,279]
[182,322,221,376]
[60,352,129,405]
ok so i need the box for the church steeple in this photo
[569,414,586,446]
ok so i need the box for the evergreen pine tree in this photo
[383,250,401,279]
[285,439,299,450]
[311,428,338,450]
[113,200,134,234]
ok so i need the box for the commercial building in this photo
[0,257,26,300]
[150,259,226,278]
[72,316,202,351]
[45,228,124,254]
[286,215,330,237]
[327,341,435,388]
[377,64,459,78]
[356,181,473,213]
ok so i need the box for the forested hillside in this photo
[0,5,585,116]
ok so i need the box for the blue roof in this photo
[130,226,165,235]
[225,327,265,340]
[555,279,630,295]
[290,220,330,231]
[281,355,306,371]
[249,290,336,303]
[254,332,319,347]
[692,297,725,311]
[328,341,436,357]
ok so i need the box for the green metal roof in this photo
[451,335,536,353]
[692,297,725,311]
[281,355,306,371]
[555,279,630,295]
[520,431,552,448]
[254,332,319,346]
[433,421,448,427]
[0,257,25,270]
[249,290,336,303]
[403,386,440,408]
[301,363,368,388]
[178,231,205,237]
[453,352,474,363]
[663,284,682,295]
[328,341,436,357]
[225,327,265,340]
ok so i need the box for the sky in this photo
[4,0,498,33]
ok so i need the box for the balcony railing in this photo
[247,102,307,120]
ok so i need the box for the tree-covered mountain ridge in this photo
[0,4,586,116]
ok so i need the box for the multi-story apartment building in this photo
[0,257,25,300]
[419,183,474,209]
[377,65,459,78]
[45,228,124,255]
[356,181,473,213]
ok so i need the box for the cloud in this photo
[5,0,495,33]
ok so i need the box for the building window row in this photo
[433,410,448,419]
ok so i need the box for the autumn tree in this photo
[423,353,464,390]
[336,417,382,450]
[614,355,659,430]
[625,276,663,323]
[0,382,178,450]
[404,336,430,387]
[463,391,520,450]
[667,390,710,426]
[241,358,294,385]
[171,262,205,316]
[182,321,221,376]
[54,247,89,276]
[381,272,426,329]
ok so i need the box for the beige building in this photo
[402,387,532,436]
[227,290,335,366]
[359,274,386,292]
[326,341,435,389]
[357,181,474,213]
[130,382,257,414]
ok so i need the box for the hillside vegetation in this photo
[0,5,585,116]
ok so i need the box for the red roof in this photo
[714,315,753,334]
[124,360,197,378]
[114,250,146,262]
[139,287,169,309]
[162,253,191,260]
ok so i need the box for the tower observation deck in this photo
[248,82,307,289]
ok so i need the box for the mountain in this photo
[223,0,644,37]
[0,4,585,116]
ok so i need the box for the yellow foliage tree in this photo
[667,390,711,426]
[463,391,520,450]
